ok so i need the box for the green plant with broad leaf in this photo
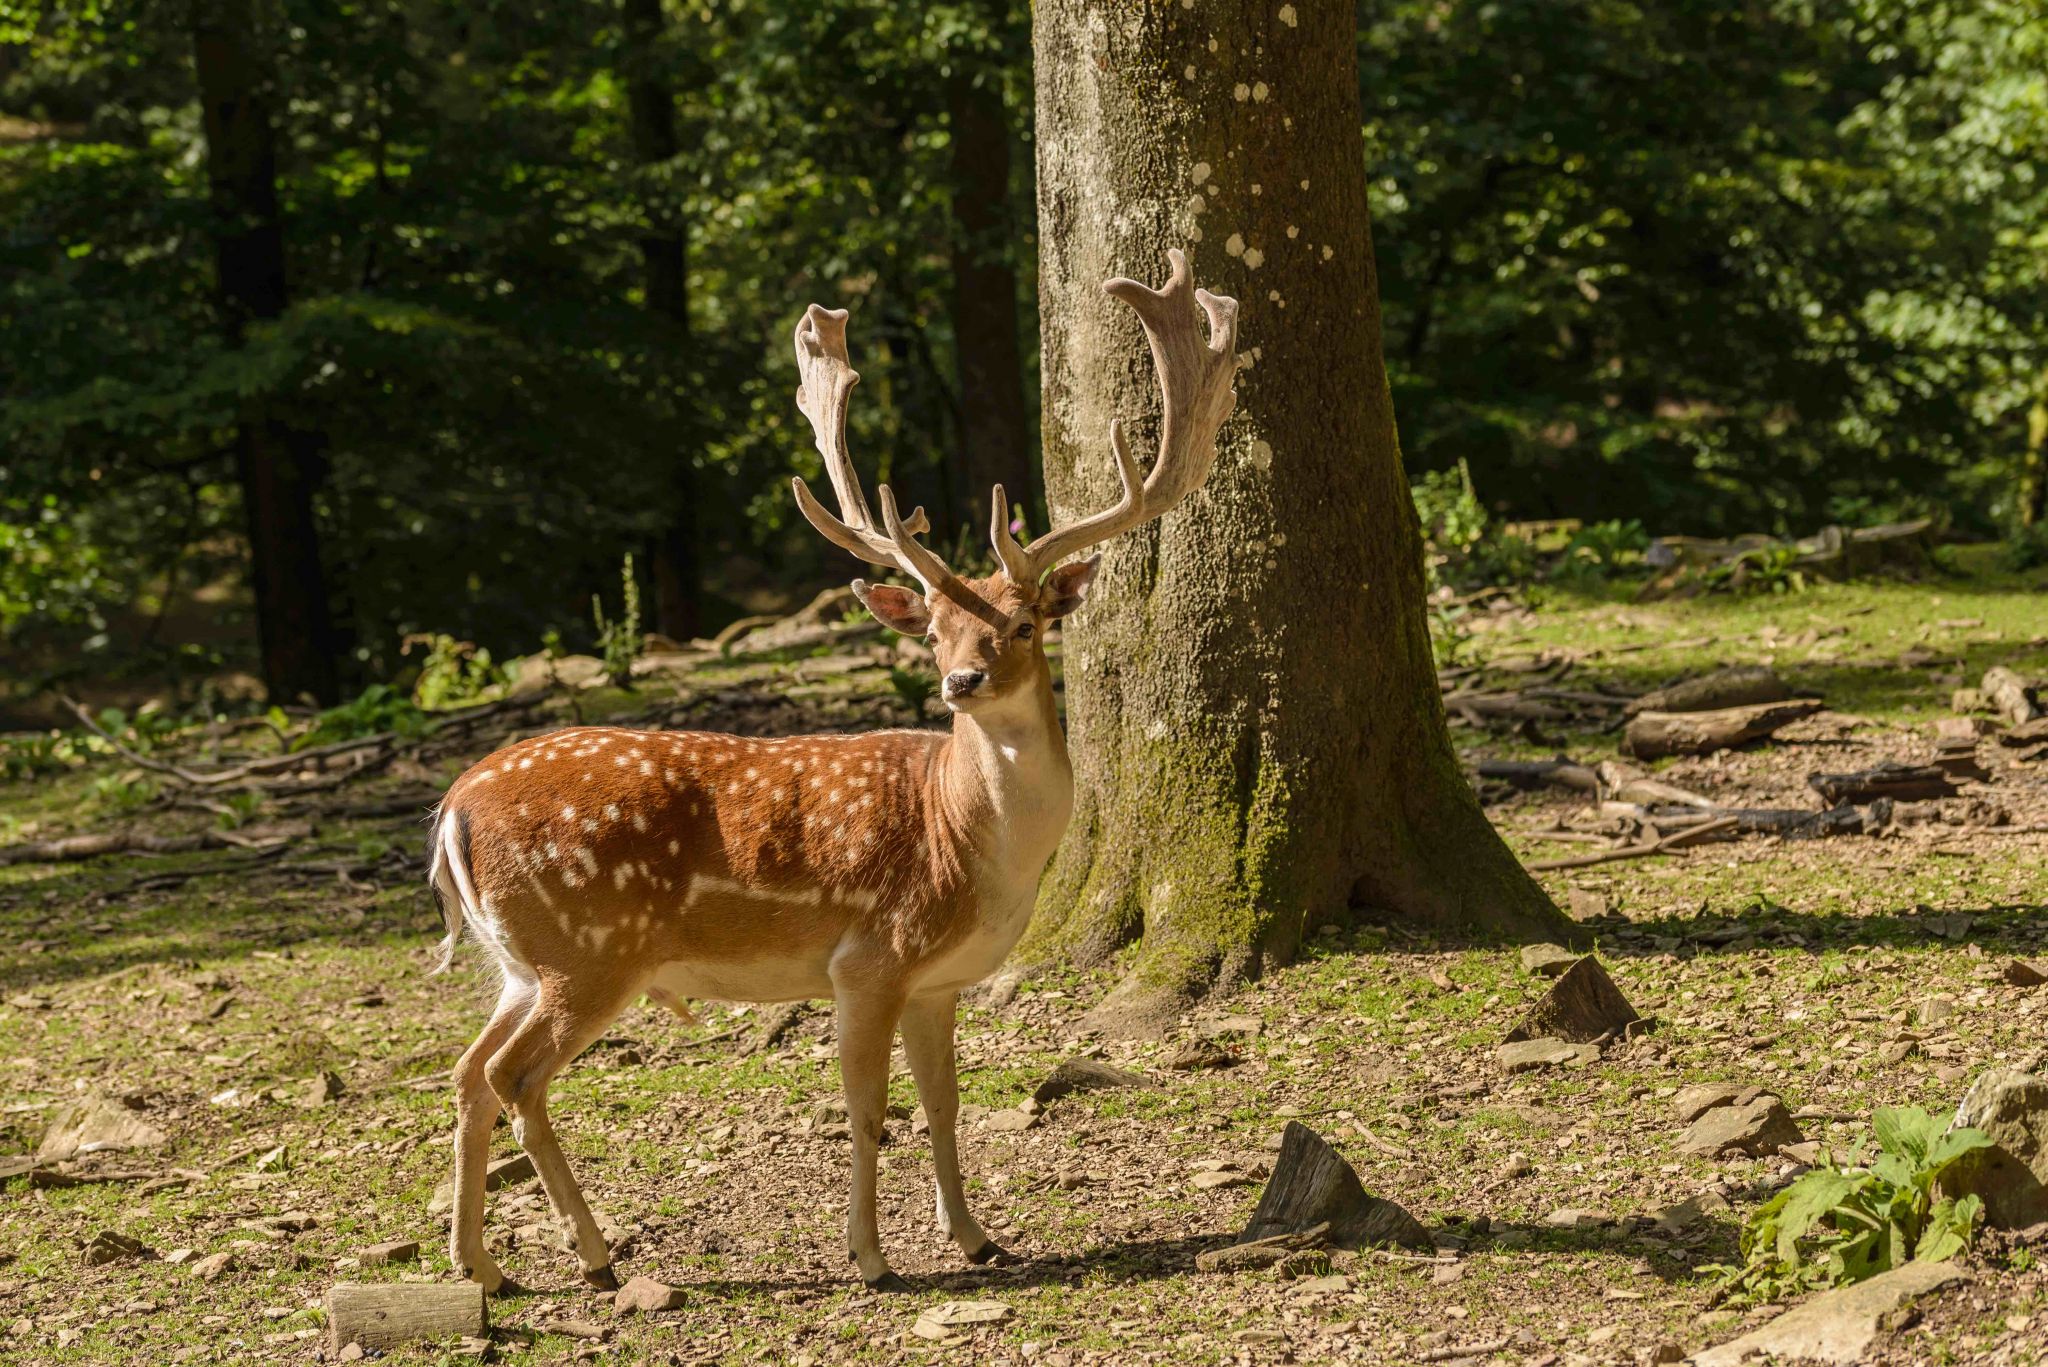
[1704,1106,1990,1306]
[294,684,429,750]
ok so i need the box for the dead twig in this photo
[1526,815,1739,872]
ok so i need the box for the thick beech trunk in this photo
[1025,0,1573,1032]
[193,0,339,705]
[944,20,1037,538]
[625,0,700,641]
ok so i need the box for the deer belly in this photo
[649,955,835,1005]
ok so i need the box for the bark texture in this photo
[945,27,1037,537]
[1026,0,1573,1031]
[193,0,340,704]
[624,0,701,642]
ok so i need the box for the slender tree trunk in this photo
[944,18,1036,539]
[1024,0,1576,1034]
[2021,378,2047,530]
[624,0,700,641]
[192,0,340,705]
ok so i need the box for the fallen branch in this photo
[1622,699,1826,759]
[0,827,293,867]
[1526,816,1739,872]
[1807,763,1957,806]
[1624,665,1795,717]
[1477,757,1599,793]
[1418,1339,1511,1363]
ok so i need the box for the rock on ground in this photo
[1498,1037,1598,1073]
[614,1276,686,1314]
[1946,1069,2048,1228]
[1518,944,1582,978]
[35,1095,167,1162]
[1692,1260,1968,1366]
[1678,1094,1804,1157]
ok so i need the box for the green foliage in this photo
[591,554,643,690]
[887,664,938,714]
[0,732,79,781]
[213,790,264,831]
[2001,522,2048,572]
[1554,520,1651,581]
[294,684,427,750]
[90,772,156,814]
[405,635,508,711]
[1705,1106,1990,1307]
[1698,546,1810,597]
[1412,461,1540,590]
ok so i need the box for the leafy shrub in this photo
[2002,521,2048,571]
[1705,1105,1989,1307]
[405,634,509,710]
[1412,461,1543,588]
[0,732,78,780]
[889,665,938,715]
[591,553,642,689]
[91,773,157,813]
[295,684,428,750]
[1554,519,1651,580]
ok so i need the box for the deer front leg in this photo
[833,984,909,1290]
[900,990,1006,1264]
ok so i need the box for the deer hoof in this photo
[864,1271,915,1294]
[966,1240,1014,1266]
[583,1264,620,1292]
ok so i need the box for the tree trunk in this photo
[944,19,1037,539]
[192,0,340,705]
[624,0,700,642]
[1025,0,1575,1033]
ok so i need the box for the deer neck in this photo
[933,661,1072,881]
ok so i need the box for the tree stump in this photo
[326,1282,486,1354]
[1505,957,1641,1044]
[1622,699,1825,759]
[1236,1122,1431,1251]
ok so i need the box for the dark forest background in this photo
[3,0,2044,706]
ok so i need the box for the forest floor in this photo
[2,551,2046,1366]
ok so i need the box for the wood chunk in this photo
[1982,667,2041,728]
[1807,763,1958,806]
[1625,666,1795,717]
[1623,699,1826,759]
[1161,1038,1237,1071]
[1032,1057,1151,1105]
[1195,1223,1331,1273]
[1236,1122,1432,1252]
[1505,957,1641,1045]
[326,1282,487,1354]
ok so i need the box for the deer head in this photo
[790,248,1240,713]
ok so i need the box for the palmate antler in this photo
[789,305,960,601]
[793,249,1238,593]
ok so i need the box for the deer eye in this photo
[1014,623,1035,641]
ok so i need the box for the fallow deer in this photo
[429,248,1238,1294]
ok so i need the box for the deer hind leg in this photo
[833,984,910,1290]
[449,975,538,1293]
[900,990,1006,1264]
[484,975,640,1290]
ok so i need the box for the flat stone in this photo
[1192,1168,1256,1191]
[912,1301,1011,1341]
[1032,1058,1150,1105]
[302,1072,345,1107]
[1945,1069,2048,1228]
[1519,944,1583,978]
[1650,1192,1728,1233]
[190,1251,236,1281]
[1544,1207,1613,1230]
[983,1108,1039,1132]
[2005,959,2048,989]
[1498,1037,1598,1073]
[1202,1014,1264,1038]
[35,1096,167,1162]
[613,1276,685,1314]
[83,1231,153,1266]
[359,1240,418,1268]
[1679,1095,1803,1157]
[1693,1260,1968,1366]
[430,1152,536,1213]
[1673,1083,1751,1124]
[1162,1038,1238,1071]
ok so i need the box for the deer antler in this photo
[789,304,959,599]
[994,248,1239,582]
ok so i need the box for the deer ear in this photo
[853,580,931,636]
[1038,555,1100,620]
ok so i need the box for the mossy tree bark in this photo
[1025,0,1577,1033]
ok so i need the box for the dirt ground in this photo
[2,560,2045,1365]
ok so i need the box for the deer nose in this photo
[943,670,987,700]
